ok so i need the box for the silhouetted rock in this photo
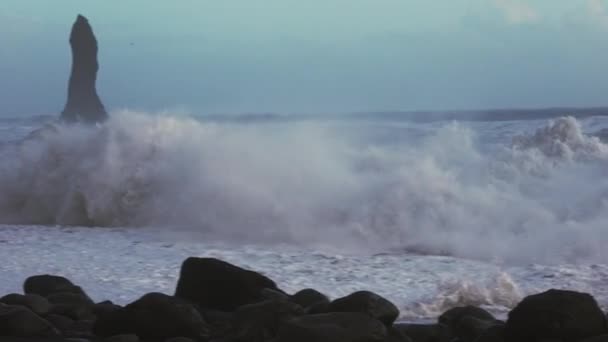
[0,293,51,316]
[438,306,495,327]
[328,291,399,326]
[474,324,505,342]
[579,335,608,342]
[0,303,59,337]
[438,306,499,342]
[275,312,387,342]
[61,15,107,123]
[230,299,304,342]
[104,334,139,342]
[175,257,282,311]
[23,275,87,298]
[392,323,453,342]
[44,313,75,333]
[505,289,607,342]
[94,292,209,341]
[290,288,330,309]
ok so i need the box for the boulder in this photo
[104,334,139,342]
[328,291,399,326]
[454,316,503,342]
[438,306,495,327]
[579,335,608,342]
[0,293,51,315]
[505,289,607,342]
[392,323,453,342]
[94,292,209,341]
[438,306,499,342]
[44,313,75,332]
[61,14,107,123]
[23,275,88,299]
[175,257,281,311]
[385,327,414,342]
[0,303,58,337]
[231,299,304,341]
[164,338,195,342]
[290,288,330,309]
[275,312,387,342]
[474,325,505,342]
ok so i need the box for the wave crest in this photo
[2,112,608,264]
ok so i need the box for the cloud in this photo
[494,0,539,24]
[586,0,608,29]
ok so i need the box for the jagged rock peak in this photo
[61,14,108,123]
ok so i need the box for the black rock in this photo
[65,319,95,338]
[175,257,282,311]
[164,338,195,342]
[454,316,503,342]
[0,293,51,316]
[579,335,608,342]
[385,326,414,342]
[47,292,94,307]
[61,14,107,123]
[94,292,209,341]
[438,306,499,342]
[290,288,330,309]
[231,299,305,342]
[474,324,505,342]
[104,334,139,342]
[0,303,59,337]
[44,313,75,332]
[23,275,88,299]
[505,289,608,342]
[92,301,122,317]
[275,312,387,342]
[328,291,399,326]
[438,306,495,327]
[392,323,453,342]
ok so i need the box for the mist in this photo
[0,111,607,265]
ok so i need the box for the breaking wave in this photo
[1,112,608,264]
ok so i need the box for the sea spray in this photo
[1,112,608,263]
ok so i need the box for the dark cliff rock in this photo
[61,14,107,123]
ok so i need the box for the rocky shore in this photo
[0,257,606,342]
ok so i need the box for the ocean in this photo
[1,110,608,321]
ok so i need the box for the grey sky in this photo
[1,0,608,115]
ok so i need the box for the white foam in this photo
[1,113,608,264]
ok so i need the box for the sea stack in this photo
[61,14,107,123]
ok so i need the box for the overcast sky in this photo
[1,0,608,115]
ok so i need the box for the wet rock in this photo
[175,257,282,311]
[47,292,94,307]
[0,303,59,337]
[328,291,399,326]
[23,275,89,299]
[44,313,75,332]
[438,306,495,327]
[505,289,607,342]
[385,326,414,342]
[454,316,503,342]
[104,334,139,342]
[231,299,304,341]
[164,338,195,342]
[61,14,107,123]
[0,293,51,315]
[392,323,453,342]
[92,301,122,317]
[275,312,387,342]
[579,335,608,342]
[474,325,505,342]
[94,292,209,341]
[290,288,330,309]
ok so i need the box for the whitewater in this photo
[1,111,608,321]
